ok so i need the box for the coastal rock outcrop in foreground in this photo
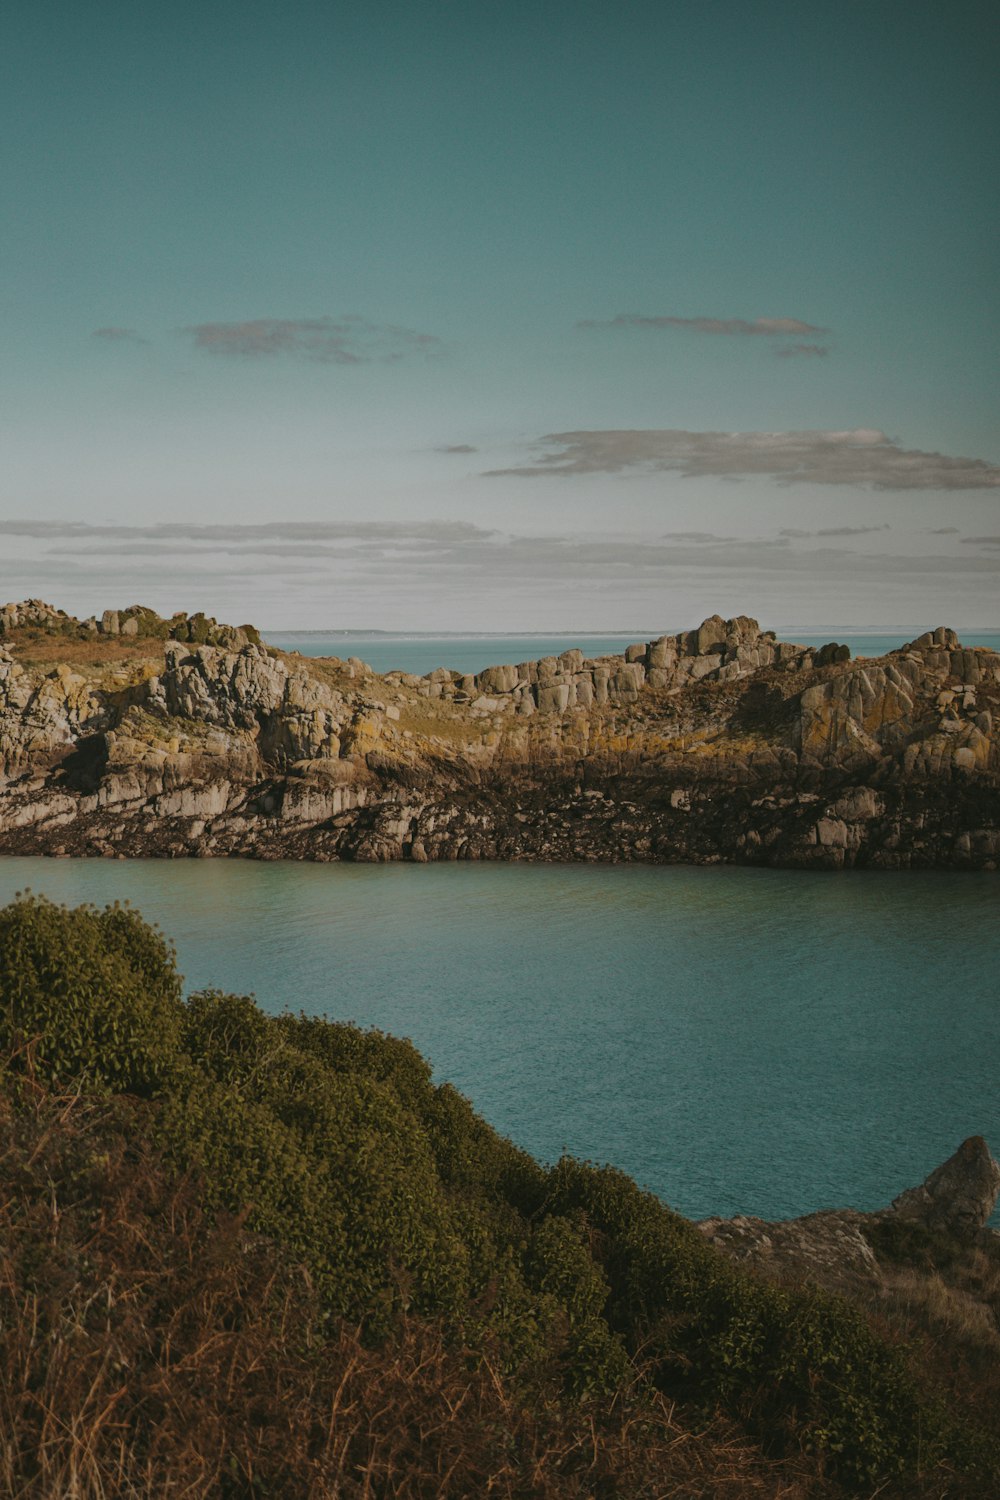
[1,602,998,867]
[699,1136,1000,1288]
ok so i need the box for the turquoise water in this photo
[264,631,1000,677]
[2,857,997,1226]
[265,633,641,676]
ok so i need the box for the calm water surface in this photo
[264,631,1000,677]
[1,858,996,1224]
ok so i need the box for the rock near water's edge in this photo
[699,1137,1000,1287]
[1,605,998,870]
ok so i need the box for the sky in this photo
[1,0,998,632]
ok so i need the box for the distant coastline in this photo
[264,626,1000,639]
[1,599,998,870]
[263,628,649,639]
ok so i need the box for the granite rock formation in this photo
[0,602,997,867]
[698,1136,1000,1289]
[890,1135,1000,1241]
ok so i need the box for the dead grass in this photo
[862,1240,1000,1443]
[0,1086,846,1500]
[2,630,164,673]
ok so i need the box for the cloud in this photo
[5,518,997,632]
[927,526,960,534]
[774,343,829,359]
[0,520,490,544]
[91,326,146,344]
[436,444,478,454]
[578,314,826,336]
[816,525,889,537]
[661,531,738,544]
[181,316,441,364]
[780,525,889,538]
[9,518,993,582]
[487,429,1000,491]
[961,535,1000,547]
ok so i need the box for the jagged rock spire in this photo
[890,1136,1000,1240]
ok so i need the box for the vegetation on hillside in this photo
[0,894,994,1497]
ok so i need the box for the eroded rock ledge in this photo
[699,1136,1000,1290]
[1,602,998,868]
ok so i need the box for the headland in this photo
[1,599,997,868]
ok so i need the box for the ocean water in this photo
[1,857,996,1226]
[265,633,642,676]
[264,630,1000,678]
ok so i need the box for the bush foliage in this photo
[0,893,993,1496]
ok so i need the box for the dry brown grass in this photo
[2,630,164,673]
[881,1264,1000,1349]
[862,1239,1000,1447]
[0,1086,845,1500]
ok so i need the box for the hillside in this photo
[0,893,998,1497]
[0,599,998,868]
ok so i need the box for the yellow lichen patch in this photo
[395,705,482,747]
[340,714,383,758]
[799,700,843,757]
[111,706,247,759]
[861,680,912,734]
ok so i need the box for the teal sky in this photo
[2,0,998,630]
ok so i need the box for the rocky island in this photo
[1,598,997,868]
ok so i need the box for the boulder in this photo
[537,682,571,712]
[695,614,727,654]
[477,663,518,694]
[700,1137,1000,1289]
[828,785,883,821]
[688,654,722,680]
[647,637,677,669]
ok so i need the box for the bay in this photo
[264,630,1000,678]
[1,857,996,1226]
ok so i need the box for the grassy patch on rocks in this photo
[3,629,166,674]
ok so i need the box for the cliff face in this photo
[1,603,997,868]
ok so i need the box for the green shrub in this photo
[275,1010,435,1113]
[538,1158,955,1488]
[0,896,182,1094]
[175,991,472,1326]
[0,896,990,1490]
[184,612,213,644]
[121,604,170,639]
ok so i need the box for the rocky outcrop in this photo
[405,612,815,713]
[890,1135,1000,1241]
[0,600,76,634]
[699,1136,1000,1289]
[0,599,260,649]
[0,603,998,867]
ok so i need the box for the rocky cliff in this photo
[1,601,997,867]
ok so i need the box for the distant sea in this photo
[264,630,1000,678]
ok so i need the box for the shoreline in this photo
[2,601,998,873]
